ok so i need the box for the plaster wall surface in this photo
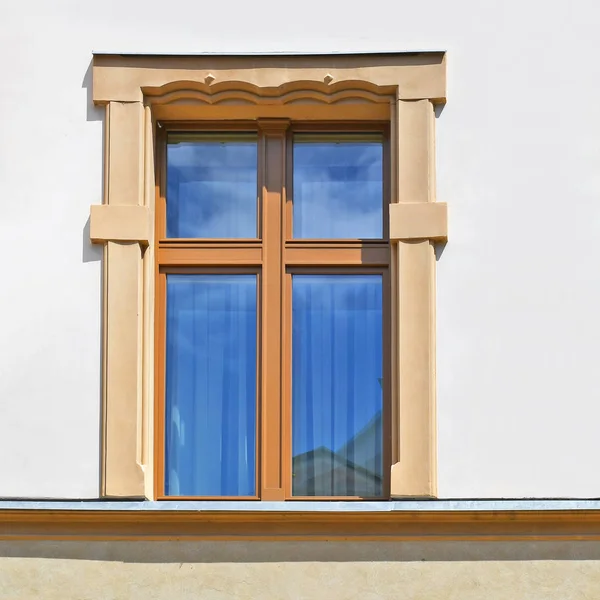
[0,0,599,497]
[1,541,600,599]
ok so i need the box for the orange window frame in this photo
[154,120,392,501]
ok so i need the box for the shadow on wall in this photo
[1,540,600,563]
[83,59,103,123]
[435,241,446,261]
[81,58,105,496]
[82,215,101,263]
[434,102,445,261]
[82,59,104,265]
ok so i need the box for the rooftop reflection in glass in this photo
[292,275,383,497]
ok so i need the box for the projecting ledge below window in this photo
[1,500,600,541]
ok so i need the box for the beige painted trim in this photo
[95,101,146,497]
[397,99,436,204]
[90,52,447,500]
[105,102,145,206]
[152,104,391,122]
[141,106,156,500]
[93,53,446,104]
[389,202,448,242]
[90,205,151,244]
[103,242,145,497]
[390,98,439,498]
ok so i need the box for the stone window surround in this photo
[90,51,448,500]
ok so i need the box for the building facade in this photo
[1,1,600,597]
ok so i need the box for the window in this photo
[155,125,391,499]
[90,52,447,501]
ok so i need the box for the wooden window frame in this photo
[155,122,391,501]
[89,52,448,500]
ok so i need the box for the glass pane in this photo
[165,274,257,496]
[292,275,383,497]
[293,134,383,239]
[167,133,258,238]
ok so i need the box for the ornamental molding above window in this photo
[92,53,446,103]
[90,52,447,501]
[143,79,394,105]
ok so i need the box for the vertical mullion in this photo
[259,120,288,500]
[282,131,294,497]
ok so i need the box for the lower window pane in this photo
[165,274,257,496]
[292,275,383,497]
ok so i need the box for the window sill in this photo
[2,500,600,541]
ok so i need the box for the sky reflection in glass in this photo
[167,134,258,238]
[293,135,383,239]
[292,275,383,497]
[165,275,257,496]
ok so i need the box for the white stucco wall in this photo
[0,0,598,498]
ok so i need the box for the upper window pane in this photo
[166,133,258,238]
[292,134,383,239]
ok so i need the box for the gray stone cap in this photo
[2,499,600,512]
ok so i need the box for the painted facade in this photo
[1,0,600,596]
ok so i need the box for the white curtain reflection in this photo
[292,275,383,497]
[165,275,257,496]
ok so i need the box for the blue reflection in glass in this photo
[293,135,383,239]
[165,275,257,496]
[167,134,257,238]
[292,275,383,497]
